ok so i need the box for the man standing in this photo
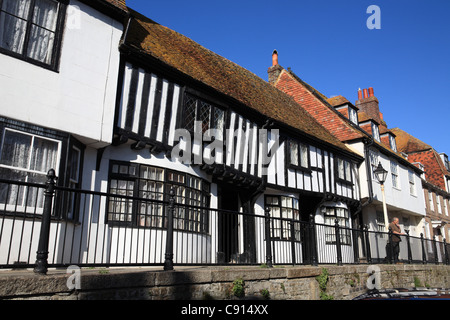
[389,217,404,264]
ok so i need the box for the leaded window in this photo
[107,161,210,234]
[324,206,351,245]
[265,195,300,240]
[182,93,225,139]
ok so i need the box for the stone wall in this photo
[1,264,449,300]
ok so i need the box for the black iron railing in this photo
[0,171,448,273]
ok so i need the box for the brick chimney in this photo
[268,50,283,84]
[355,87,382,124]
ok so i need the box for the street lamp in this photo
[373,162,389,231]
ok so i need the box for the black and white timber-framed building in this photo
[0,0,366,267]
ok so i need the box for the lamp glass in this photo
[374,162,388,184]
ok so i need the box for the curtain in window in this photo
[0,0,59,64]
[27,0,58,64]
[0,130,59,209]
[0,0,30,54]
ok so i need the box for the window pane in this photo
[338,159,344,179]
[212,108,225,140]
[300,144,308,167]
[199,101,210,134]
[69,148,80,182]
[344,161,351,181]
[290,141,298,166]
[0,12,27,53]
[26,24,55,64]
[0,130,32,168]
[30,136,59,173]
[2,0,31,18]
[0,167,27,205]
[183,94,197,132]
[32,0,59,31]
[281,196,290,208]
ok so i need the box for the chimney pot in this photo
[358,88,363,100]
[363,88,368,99]
[368,87,374,97]
[272,50,278,66]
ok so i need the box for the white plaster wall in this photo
[374,153,425,217]
[0,0,123,147]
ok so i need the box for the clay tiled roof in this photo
[327,95,351,108]
[391,127,448,189]
[123,9,356,155]
[272,70,365,143]
[390,128,432,154]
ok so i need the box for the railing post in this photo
[405,229,412,264]
[164,189,175,271]
[388,227,394,264]
[34,169,57,275]
[420,233,427,264]
[443,238,449,265]
[289,220,296,266]
[432,235,439,265]
[364,225,372,264]
[309,214,318,266]
[334,219,342,265]
[264,206,273,268]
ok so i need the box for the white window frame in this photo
[349,107,358,125]
[369,150,379,181]
[0,127,61,213]
[372,122,380,142]
[390,161,400,189]
[445,198,449,217]
[437,195,443,214]
[389,134,397,152]
[408,170,416,196]
[428,190,434,211]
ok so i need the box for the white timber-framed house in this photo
[0,1,365,267]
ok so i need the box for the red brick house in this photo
[268,51,426,245]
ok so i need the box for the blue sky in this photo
[126,0,450,154]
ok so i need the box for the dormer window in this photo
[440,153,450,171]
[349,107,358,125]
[371,122,380,142]
[389,134,397,152]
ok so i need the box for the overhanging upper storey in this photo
[112,9,362,201]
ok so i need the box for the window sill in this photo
[0,49,60,73]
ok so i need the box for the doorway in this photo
[217,184,239,263]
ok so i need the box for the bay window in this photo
[0,128,60,210]
[324,206,351,245]
[265,195,300,240]
[107,161,211,233]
